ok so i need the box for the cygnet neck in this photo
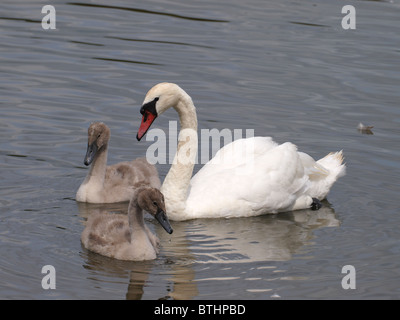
[87,144,108,184]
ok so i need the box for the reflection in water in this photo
[105,36,216,49]
[78,201,152,300]
[92,57,163,66]
[78,201,339,299]
[289,21,330,28]
[81,248,154,300]
[357,122,374,135]
[161,203,339,264]
[67,2,230,22]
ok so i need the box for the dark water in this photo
[0,0,399,299]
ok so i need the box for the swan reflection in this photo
[160,204,339,263]
[78,201,339,299]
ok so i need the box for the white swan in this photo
[81,185,173,261]
[136,83,346,221]
[76,122,161,203]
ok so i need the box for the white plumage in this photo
[186,138,345,219]
[137,83,346,221]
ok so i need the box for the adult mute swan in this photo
[136,83,346,221]
[81,185,173,261]
[76,122,161,203]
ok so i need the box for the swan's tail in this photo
[317,150,346,178]
[308,150,346,200]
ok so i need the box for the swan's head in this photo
[136,82,185,141]
[137,187,173,234]
[84,122,110,166]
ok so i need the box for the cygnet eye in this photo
[153,201,157,206]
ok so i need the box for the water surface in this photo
[0,0,400,299]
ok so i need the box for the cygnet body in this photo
[76,122,160,203]
[81,186,173,261]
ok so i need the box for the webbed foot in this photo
[311,198,322,211]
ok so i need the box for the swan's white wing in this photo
[190,137,277,185]
[186,139,310,218]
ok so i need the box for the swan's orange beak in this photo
[137,110,157,141]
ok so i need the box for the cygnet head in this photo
[84,122,111,166]
[136,83,189,141]
[137,187,173,234]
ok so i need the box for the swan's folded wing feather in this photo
[187,141,309,217]
[297,152,329,180]
[191,137,277,186]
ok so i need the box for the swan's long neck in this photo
[161,93,198,218]
[87,145,108,186]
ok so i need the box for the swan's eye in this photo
[97,134,101,138]
[153,201,157,206]
[154,97,159,102]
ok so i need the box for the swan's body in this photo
[76,122,161,203]
[136,83,346,221]
[81,186,173,261]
